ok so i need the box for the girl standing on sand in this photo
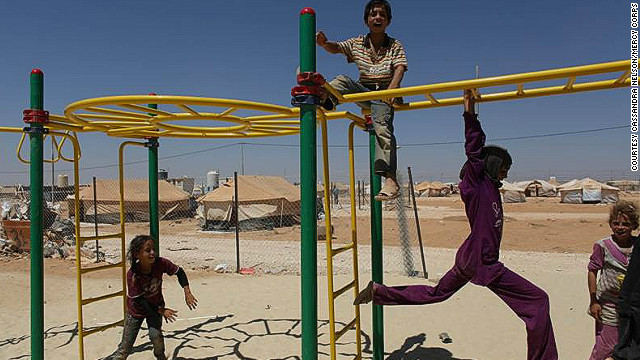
[587,201,638,360]
[111,235,198,360]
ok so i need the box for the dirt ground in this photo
[1,193,638,359]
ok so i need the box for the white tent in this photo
[416,181,451,197]
[557,178,620,204]
[514,180,557,197]
[500,181,526,203]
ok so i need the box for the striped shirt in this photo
[337,34,408,90]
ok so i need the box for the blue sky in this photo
[0,0,634,185]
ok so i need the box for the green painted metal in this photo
[29,69,45,360]
[148,137,159,254]
[369,131,384,360]
[299,7,317,360]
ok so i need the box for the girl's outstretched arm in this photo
[176,267,198,310]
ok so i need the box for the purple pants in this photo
[589,322,618,360]
[374,266,558,360]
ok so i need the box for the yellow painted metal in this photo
[119,141,145,321]
[81,290,124,305]
[80,262,124,275]
[320,117,363,359]
[347,122,363,360]
[82,319,124,337]
[334,59,630,103]
[78,233,123,244]
[319,114,338,360]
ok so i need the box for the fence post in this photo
[408,167,427,278]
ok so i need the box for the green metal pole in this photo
[369,128,384,360]
[147,96,159,255]
[28,68,45,360]
[299,7,317,360]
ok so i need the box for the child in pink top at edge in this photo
[588,201,639,360]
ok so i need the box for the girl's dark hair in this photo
[364,0,392,24]
[610,200,639,230]
[127,235,153,269]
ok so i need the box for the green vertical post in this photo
[147,95,159,255]
[28,68,45,360]
[299,7,317,360]
[369,128,384,360]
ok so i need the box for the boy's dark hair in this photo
[127,234,153,269]
[364,0,392,24]
[610,200,639,230]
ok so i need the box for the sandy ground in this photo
[0,195,638,359]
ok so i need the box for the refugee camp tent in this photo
[514,179,557,197]
[500,181,526,203]
[416,181,451,197]
[68,179,191,223]
[607,180,640,192]
[198,175,301,230]
[557,178,620,204]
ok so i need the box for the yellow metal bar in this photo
[335,318,357,341]
[323,82,346,103]
[218,107,238,117]
[319,113,338,360]
[333,280,355,299]
[82,319,124,337]
[564,76,576,90]
[339,60,630,102]
[16,133,29,164]
[426,93,439,103]
[0,126,27,133]
[85,106,152,119]
[331,243,354,257]
[347,122,362,359]
[517,84,525,96]
[176,104,201,115]
[80,261,124,275]
[119,141,145,323]
[81,290,124,306]
[120,103,176,117]
[616,70,631,84]
[78,233,123,243]
[392,78,630,112]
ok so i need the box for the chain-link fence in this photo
[0,131,436,281]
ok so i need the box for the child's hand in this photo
[159,307,178,323]
[463,89,474,114]
[588,302,602,322]
[316,31,328,47]
[184,287,198,310]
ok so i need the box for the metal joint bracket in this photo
[23,109,50,124]
[364,115,374,132]
[291,85,325,107]
[23,126,49,135]
[144,138,159,147]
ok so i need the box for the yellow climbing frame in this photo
[2,59,630,360]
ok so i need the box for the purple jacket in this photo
[456,112,506,286]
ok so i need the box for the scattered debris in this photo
[438,332,453,344]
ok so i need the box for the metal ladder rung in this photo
[333,280,355,299]
[331,243,354,257]
[81,261,123,274]
[82,319,124,337]
[81,290,123,306]
[335,318,357,340]
[78,232,122,244]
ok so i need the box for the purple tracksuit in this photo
[373,112,558,360]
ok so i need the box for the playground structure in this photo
[0,7,632,360]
